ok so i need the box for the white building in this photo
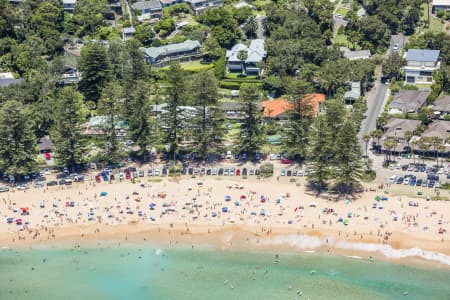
[404,49,440,85]
[432,0,450,13]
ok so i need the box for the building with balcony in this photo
[226,39,266,76]
[404,49,440,85]
[131,0,163,20]
[184,0,223,14]
[432,0,450,13]
[141,40,201,67]
[62,0,76,11]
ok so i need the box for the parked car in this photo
[230,168,235,176]
[224,168,229,176]
[403,178,410,185]
[212,168,217,175]
[148,169,153,176]
[139,170,144,177]
[428,180,435,188]
[281,158,294,164]
[416,179,422,187]
[281,169,286,176]
[422,180,428,187]
[0,186,9,192]
[396,177,404,184]
[218,168,224,175]
[249,169,254,176]
[286,170,292,176]
[242,168,247,176]
[154,168,160,176]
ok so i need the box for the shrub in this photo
[260,162,274,177]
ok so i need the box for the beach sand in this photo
[1,175,449,267]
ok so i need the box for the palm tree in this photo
[383,139,395,164]
[370,129,383,150]
[363,134,370,157]
[245,16,258,39]
[237,50,248,76]
[431,136,442,165]
[411,140,417,164]
[419,137,431,164]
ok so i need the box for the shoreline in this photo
[2,222,450,270]
[1,176,449,270]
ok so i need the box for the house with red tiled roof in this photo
[262,93,326,120]
[262,98,292,119]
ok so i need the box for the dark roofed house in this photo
[422,120,450,141]
[0,72,23,88]
[131,0,162,20]
[404,49,440,85]
[381,118,421,153]
[432,95,450,119]
[38,136,55,153]
[389,90,430,114]
[142,40,201,67]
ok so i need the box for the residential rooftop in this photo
[422,120,450,140]
[142,40,201,60]
[432,95,450,113]
[389,90,430,112]
[383,118,421,139]
[406,49,440,62]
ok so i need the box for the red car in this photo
[45,152,51,160]
[281,158,294,164]
[125,171,131,180]
[95,175,101,183]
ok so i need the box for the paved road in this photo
[359,76,388,147]
[255,15,265,40]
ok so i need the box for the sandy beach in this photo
[1,174,449,267]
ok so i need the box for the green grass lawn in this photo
[159,60,213,72]
[336,7,349,17]
[421,3,444,33]
[334,32,362,50]
[224,73,258,80]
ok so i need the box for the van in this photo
[388,175,397,183]
[226,151,232,159]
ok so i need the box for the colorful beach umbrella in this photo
[375,196,381,201]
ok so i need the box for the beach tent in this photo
[240,195,246,200]
[375,196,381,201]
[100,192,108,196]
[309,202,317,207]
[343,219,349,225]
[234,201,240,206]
[347,212,353,218]
[6,217,13,224]
[222,207,228,213]
[225,195,232,201]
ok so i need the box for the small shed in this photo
[38,136,55,153]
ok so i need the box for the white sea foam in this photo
[260,234,450,266]
[155,249,164,256]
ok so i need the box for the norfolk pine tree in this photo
[0,100,37,176]
[161,63,187,159]
[283,78,313,159]
[238,84,263,157]
[190,70,224,159]
[335,119,363,194]
[51,87,87,169]
[98,80,122,164]
[307,115,332,193]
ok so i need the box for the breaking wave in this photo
[260,234,450,266]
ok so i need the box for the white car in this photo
[154,168,160,176]
[388,175,397,183]
[226,151,232,159]
[403,178,410,185]
[392,43,399,50]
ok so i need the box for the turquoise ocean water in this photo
[1,245,450,300]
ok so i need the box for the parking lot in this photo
[385,163,449,191]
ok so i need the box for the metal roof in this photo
[406,49,440,62]
[131,0,162,11]
[142,40,201,60]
